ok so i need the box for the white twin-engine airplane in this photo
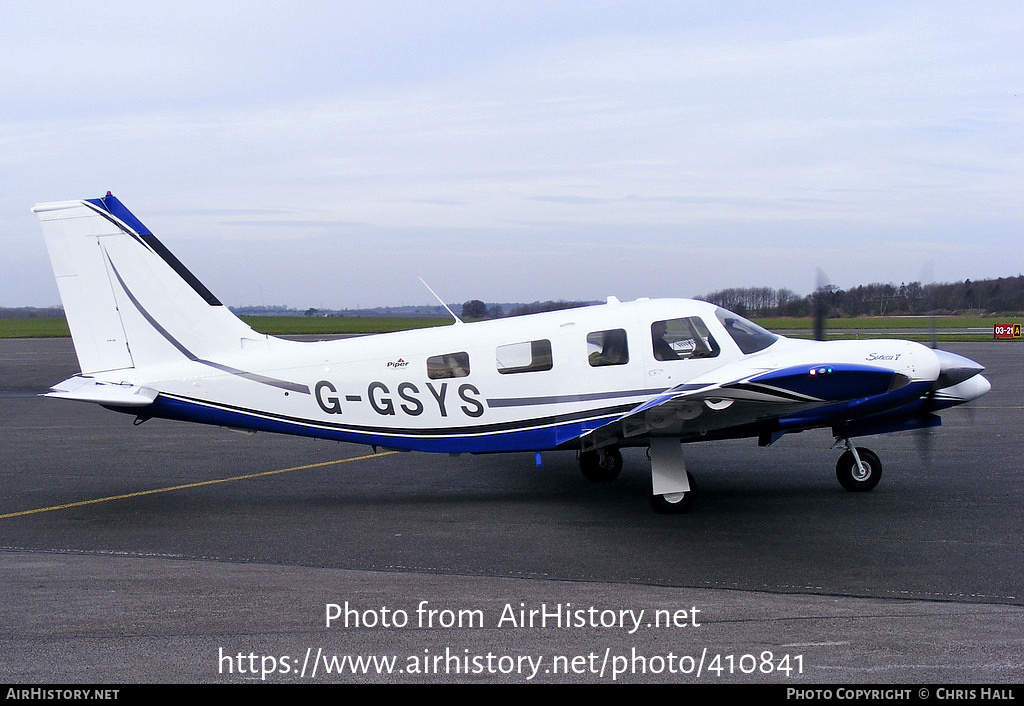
[33,193,990,512]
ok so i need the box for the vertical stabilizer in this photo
[33,193,264,375]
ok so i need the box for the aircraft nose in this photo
[933,349,986,389]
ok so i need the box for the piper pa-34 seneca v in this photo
[33,193,991,512]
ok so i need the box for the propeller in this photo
[813,267,830,341]
[913,422,935,466]
[921,260,937,349]
[915,349,987,463]
[915,261,944,459]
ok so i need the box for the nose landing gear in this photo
[835,440,882,492]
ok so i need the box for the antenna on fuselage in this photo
[418,277,464,325]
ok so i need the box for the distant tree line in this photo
[461,299,594,320]
[698,275,1024,318]
[11,275,1022,323]
[0,307,64,319]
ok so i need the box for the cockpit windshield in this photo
[714,308,778,355]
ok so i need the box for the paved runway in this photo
[1,338,1022,683]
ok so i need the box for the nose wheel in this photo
[835,443,882,492]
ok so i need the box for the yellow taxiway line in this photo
[0,451,397,520]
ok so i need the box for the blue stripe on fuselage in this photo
[128,394,622,453]
[774,380,934,431]
[746,364,906,402]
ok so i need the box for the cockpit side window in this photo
[651,318,720,361]
[714,308,778,354]
[587,329,629,367]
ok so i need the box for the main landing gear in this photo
[834,440,882,492]
[649,471,696,514]
[579,447,623,482]
[579,440,697,514]
[577,438,883,513]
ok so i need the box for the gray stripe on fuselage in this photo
[105,255,310,395]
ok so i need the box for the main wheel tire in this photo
[650,472,697,513]
[836,447,882,492]
[580,447,623,482]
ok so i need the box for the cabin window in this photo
[496,339,553,374]
[714,308,778,354]
[587,329,629,367]
[427,351,470,379]
[651,317,720,361]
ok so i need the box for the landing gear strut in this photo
[648,438,696,513]
[835,440,882,492]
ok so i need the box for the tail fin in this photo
[33,193,263,375]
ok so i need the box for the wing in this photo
[572,362,913,451]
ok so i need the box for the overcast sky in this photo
[3,1,1021,309]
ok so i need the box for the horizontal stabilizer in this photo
[46,376,158,407]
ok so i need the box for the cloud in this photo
[3,1,1022,307]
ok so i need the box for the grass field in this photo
[0,318,71,338]
[758,316,1011,342]
[0,315,452,339]
[0,314,1018,342]
[240,315,453,336]
[758,316,997,330]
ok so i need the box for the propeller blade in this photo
[921,260,937,349]
[913,427,934,466]
[813,267,830,341]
